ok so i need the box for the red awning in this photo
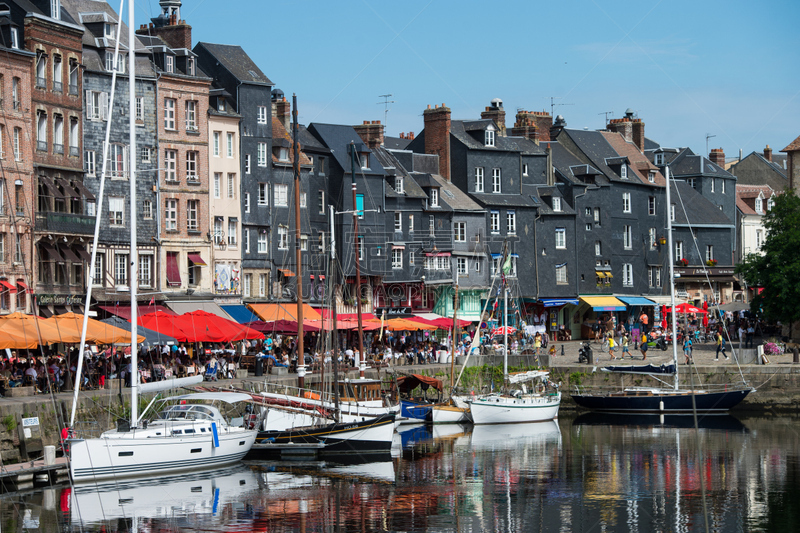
[424,251,451,257]
[0,280,17,292]
[278,269,295,277]
[166,253,181,286]
[16,280,30,293]
[318,275,325,280]
[187,253,206,266]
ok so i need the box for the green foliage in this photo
[2,415,16,432]
[569,372,585,386]
[737,190,800,324]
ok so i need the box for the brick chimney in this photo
[481,98,506,136]
[423,104,451,181]
[709,148,726,168]
[273,97,290,132]
[511,110,552,143]
[764,144,773,162]
[607,109,645,151]
[550,114,567,140]
[137,1,192,50]
[353,120,385,149]
[631,119,645,152]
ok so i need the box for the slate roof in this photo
[384,136,412,150]
[671,181,733,226]
[297,125,329,153]
[525,186,575,216]
[560,129,630,182]
[728,151,788,187]
[781,134,800,152]
[668,148,733,178]
[16,0,80,25]
[372,147,427,199]
[450,120,546,155]
[547,141,603,185]
[306,123,386,176]
[194,42,272,85]
[470,193,537,208]
[271,117,311,166]
[428,174,483,212]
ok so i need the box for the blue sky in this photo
[135,0,799,161]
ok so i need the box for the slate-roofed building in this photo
[728,145,788,192]
[62,0,160,309]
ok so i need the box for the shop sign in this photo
[375,306,413,317]
[36,294,86,306]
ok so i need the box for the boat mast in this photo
[449,284,459,396]
[349,142,365,379]
[503,276,508,381]
[128,0,139,426]
[329,205,340,420]
[292,94,305,386]
[665,165,679,390]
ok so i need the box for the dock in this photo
[0,457,69,491]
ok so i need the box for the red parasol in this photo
[665,303,708,314]
[491,326,517,336]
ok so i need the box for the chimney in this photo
[481,98,506,136]
[631,119,645,152]
[423,104,451,181]
[353,120,385,149]
[273,97,290,132]
[764,144,773,162]
[550,114,567,140]
[511,110,552,143]
[137,1,192,51]
[709,148,726,168]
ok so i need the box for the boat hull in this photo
[571,388,754,413]
[69,429,257,482]
[469,393,561,424]
[400,400,433,422]
[429,404,471,424]
[251,414,396,457]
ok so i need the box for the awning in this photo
[165,301,234,320]
[248,302,322,322]
[580,296,626,311]
[219,304,261,324]
[71,179,95,200]
[540,298,579,307]
[99,304,175,320]
[424,252,451,257]
[617,296,656,307]
[423,278,453,286]
[58,244,81,263]
[73,245,92,262]
[595,271,607,278]
[392,245,405,250]
[278,269,295,277]
[56,177,80,198]
[605,272,614,278]
[0,280,17,292]
[187,253,206,266]
[39,242,63,262]
[16,280,30,293]
[166,253,181,286]
[647,295,681,304]
[39,176,64,199]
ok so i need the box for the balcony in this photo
[69,84,78,96]
[35,212,95,235]
[53,143,64,155]
[35,77,47,89]
[69,146,79,157]
[53,81,63,93]
[36,141,48,152]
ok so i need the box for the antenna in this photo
[547,96,573,117]
[705,133,716,157]
[598,111,614,126]
[377,93,395,130]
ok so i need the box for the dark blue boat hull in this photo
[571,388,753,414]
[401,400,433,421]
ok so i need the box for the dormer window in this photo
[430,188,439,207]
[485,128,495,147]
[395,176,404,194]
[278,147,289,161]
[360,153,369,169]
[620,165,627,179]
[552,197,561,212]
[654,153,664,166]
[218,98,226,113]
[50,0,60,20]
[755,197,763,214]
[187,58,195,76]
[648,170,655,183]
[165,55,174,73]
[767,198,774,211]
[10,27,19,49]
[105,52,125,73]
[104,23,115,38]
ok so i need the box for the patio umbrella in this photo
[100,316,178,347]
[385,318,438,331]
[139,310,191,342]
[51,312,144,344]
[246,320,318,335]
[0,312,83,345]
[665,303,708,314]
[491,326,517,336]
[172,310,262,343]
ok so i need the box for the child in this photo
[549,345,557,357]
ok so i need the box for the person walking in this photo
[620,333,629,360]
[715,331,728,361]
[640,340,648,361]
[683,335,693,364]
[639,311,649,335]
[608,334,616,360]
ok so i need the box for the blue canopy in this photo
[540,298,579,308]
[617,296,657,307]
[220,305,261,325]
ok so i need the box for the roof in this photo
[547,140,604,185]
[297,125,329,152]
[668,148,734,179]
[371,147,427,199]
[781,134,800,152]
[671,181,733,226]
[62,0,150,54]
[736,184,774,215]
[560,128,631,182]
[384,136,412,150]
[271,117,311,166]
[307,123,386,175]
[600,131,666,187]
[194,42,273,85]
[470,193,537,208]
[428,174,483,211]
[450,120,546,155]
[525,186,575,215]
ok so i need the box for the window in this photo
[670,204,675,222]
[52,54,62,91]
[721,180,726,194]
[257,106,268,124]
[454,222,466,242]
[135,97,143,121]
[36,111,47,150]
[258,183,268,206]
[244,229,250,252]
[0,180,4,215]
[187,58,195,76]
[492,168,501,193]
[620,165,628,179]
[141,147,151,162]
[53,114,63,153]
[706,245,714,262]
[185,101,197,131]
[395,176,404,194]
[475,167,484,192]
[245,193,250,213]
[649,227,657,249]
[108,197,124,226]
[710,179,715,193]
[756,229,763,248]
[68,59,77,94]
[593,208,600,224]
[595,241,601,256]
[408,214,414,233]
[430,188,439,207]
[259,274,267,297]
[278,227,288,249]
[243,274,251,297]
[258,232,268,253]
[217,98,226,113]
[300,192,307,208]
[213,173,221,198]
[165,55,174,73]
[227,174,236,198]
[318,190,325,214]
[552,197,561,212]
[555,228,566,249]
[213,218,223,244]
[213,131,220,157]
[139,255,152,288]
[360,153,369,169]
[649,266,661,288]
[0,233,4,263]
[300,235,308,251]
[767,198,774,211]
[648,196,656,215]
[274,184,288,207]
[92,254,104,287]
[165,199,177,231]
[429,215,435,237]
[13,128,20,161]
[755,197,763,214]
[556,264,568,284]
[114,253,128,287]
[457,257,468,275]
[227,132,234,158]
[507,211,516,234]
[142,200,152,219]
[164,150,177,181]
[187,200,198,231]
[485,128,495,147]
[358,237,365,261]
[623,225,632,249]
[257,143,267,166]
[69,118,78,155]
[107,143,126,178]
[10,27,18,49]
[35,51,46,88]
[490,211,500,234]
[675,241,684,260]
[84,151,96,176]
[654,153,664,165]
[51,0,61,19]
[164,98,175,129]
[623,263,633,287]
[228,219,237,246]
[392,249,403,269]
[522,163,528,177]
[409,250,415,266]
[394,212,402,232]
[356,194,364,219]
[648,171,655,183]
[185,151,198,182]
[622,192,631,213]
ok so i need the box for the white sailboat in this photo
[67,1,256,483]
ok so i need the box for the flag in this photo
[502,254,512,274]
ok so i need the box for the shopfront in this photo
[576,296,627,339]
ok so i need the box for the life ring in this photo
[535,383,545,394]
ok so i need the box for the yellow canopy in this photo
[0,312,82,345]
[248,303,322,322]
[579,296,626,311]
[384,318,438,331]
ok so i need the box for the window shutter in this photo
[86,90,93,118]
[101,92,109,120]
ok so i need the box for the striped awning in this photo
[580,296,626,311]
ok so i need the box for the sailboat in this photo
[570,166,755,413]
[467,249,562,425]
[67,2,257,482]
[430,284,472,423]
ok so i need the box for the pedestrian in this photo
[683,335,693,364]
[746,323,755,349]
[608,335,616,360]
[640,311,649,334]
[621,333,629,359]
[715,331,728,361]
[640,340,648,361]
[534,332,542,355]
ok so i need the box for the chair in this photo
[204,362,218,381]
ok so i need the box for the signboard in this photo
[674,267,736,277]
[22,417,40,427]
[375,307,414,317]
[36,293,86,306]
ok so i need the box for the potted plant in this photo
[677,258,689,267]
[706,259,717,266]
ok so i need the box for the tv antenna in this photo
[547,96,573,117]
[598,111,614,126]
[705,133,716,157]
[377,94,395,130]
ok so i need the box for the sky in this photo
[132,0,800,161]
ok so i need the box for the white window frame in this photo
[552,197,561,212]
[648,196,656,215]
[430,188,439,207]
[226,132,234,158]
[213,173,221,199]
[164,98,175,129]
[675,241,684,260]
[485,128,495,147]
[278,226,288,250]
[257,142,267,166]
[258,183,268,206]
[555,228,566,249]
[623,225,632,250]
[187,199,198,231]
[392,249,403,269]
[706,245,714,262]
[165,199,177,231]
[595,241,601,256]
[475,167,484,192]
[186,151,198,182]
[395,176,404,194]
[164,149,177,182]
[556,264,568,284]
[490,211,500,234]
[274,184,288,207]
[457,257,468,276]
[454,222,466,242]
[227,173,236,199]
[622,192,631,213]
[623,263,633,287]
[185,100,197,132]
[108,196,124,226]
[257,106,268,124]
[84,150,96,176]
[394,212,402,232]
[244,154,251,174]
[507,211,516,234]
[228,219,237,246]
[258,232,268,254]
[492,168,501,193]
[213,131,220,157]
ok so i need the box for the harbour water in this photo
[3,414,798,532]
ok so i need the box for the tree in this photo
[737,189,800,325]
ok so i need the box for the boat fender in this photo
[211,422,220,448]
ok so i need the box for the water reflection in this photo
[3,414,800,532]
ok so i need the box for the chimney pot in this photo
[764,145,773,162]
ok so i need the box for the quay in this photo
[0,457,69,491]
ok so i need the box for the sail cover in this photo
[601,364,676,375]
[507,370,549,384]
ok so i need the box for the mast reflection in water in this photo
[4,414,800,532]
